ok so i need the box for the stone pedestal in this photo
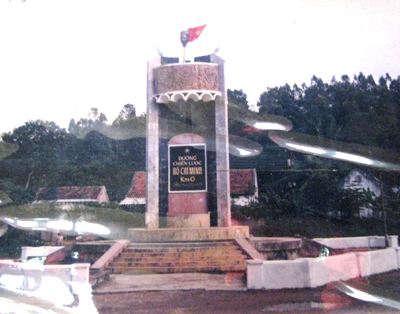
[167,213,210,228]
[128,226,249,242]
[168,192,208,215]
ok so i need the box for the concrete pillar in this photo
[247,259,264,289]
[146,57,161,229]
[211,54,231,227]
[388,235,399,248]
[71,263,90,284]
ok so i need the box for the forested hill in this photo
[257,73,400,150]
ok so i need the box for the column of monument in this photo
[211,54,231,227]
[145,57,161,229]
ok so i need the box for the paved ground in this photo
[92,271,400,314]
[92,272,247,294]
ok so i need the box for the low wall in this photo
[0,261,90,287]
[0,260,94,310]
[250,237,302,260]
[313,235,398,249]
[91,239,130,272]
[356,248,399,277]
[21,246,64,260]
[248,236,400,290]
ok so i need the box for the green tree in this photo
[1,120,68,191]
[68,108,109,139]
[111,104,146,139]
[228,89,249,111]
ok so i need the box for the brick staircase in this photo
[105,241,249,274]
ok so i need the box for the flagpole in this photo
[180,30,189,63]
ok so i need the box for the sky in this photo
[1,0,400,134]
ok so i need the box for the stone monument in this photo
[146,54,231,230]
[127,36,249,241]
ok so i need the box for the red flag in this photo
[188,24,207,42]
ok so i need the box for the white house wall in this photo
[231,195,258,206]
[343,170,381,197]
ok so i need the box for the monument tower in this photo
[142,26,248,241]
[146,51,231,229]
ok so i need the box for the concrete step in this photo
[127,241,236,247]
[118,250,245,259]
[125,242,238,252]
[108,260,247,268]
[106,264,247,274]
[123,241,242,252]
[106,240,250,274]
[117,254,248,262]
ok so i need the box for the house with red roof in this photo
[119,172,146,205]
[230,169,259,206]
[35,186,110,208]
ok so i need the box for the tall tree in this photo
[68,108,109,138]
[228,89,249,111]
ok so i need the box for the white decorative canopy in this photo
[152,90,221,104]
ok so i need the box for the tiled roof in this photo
[125,172,146,198]
[35,186,106,201]
[230,169,257,196]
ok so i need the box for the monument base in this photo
[167,213,210,228]
[127,226,249,242]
